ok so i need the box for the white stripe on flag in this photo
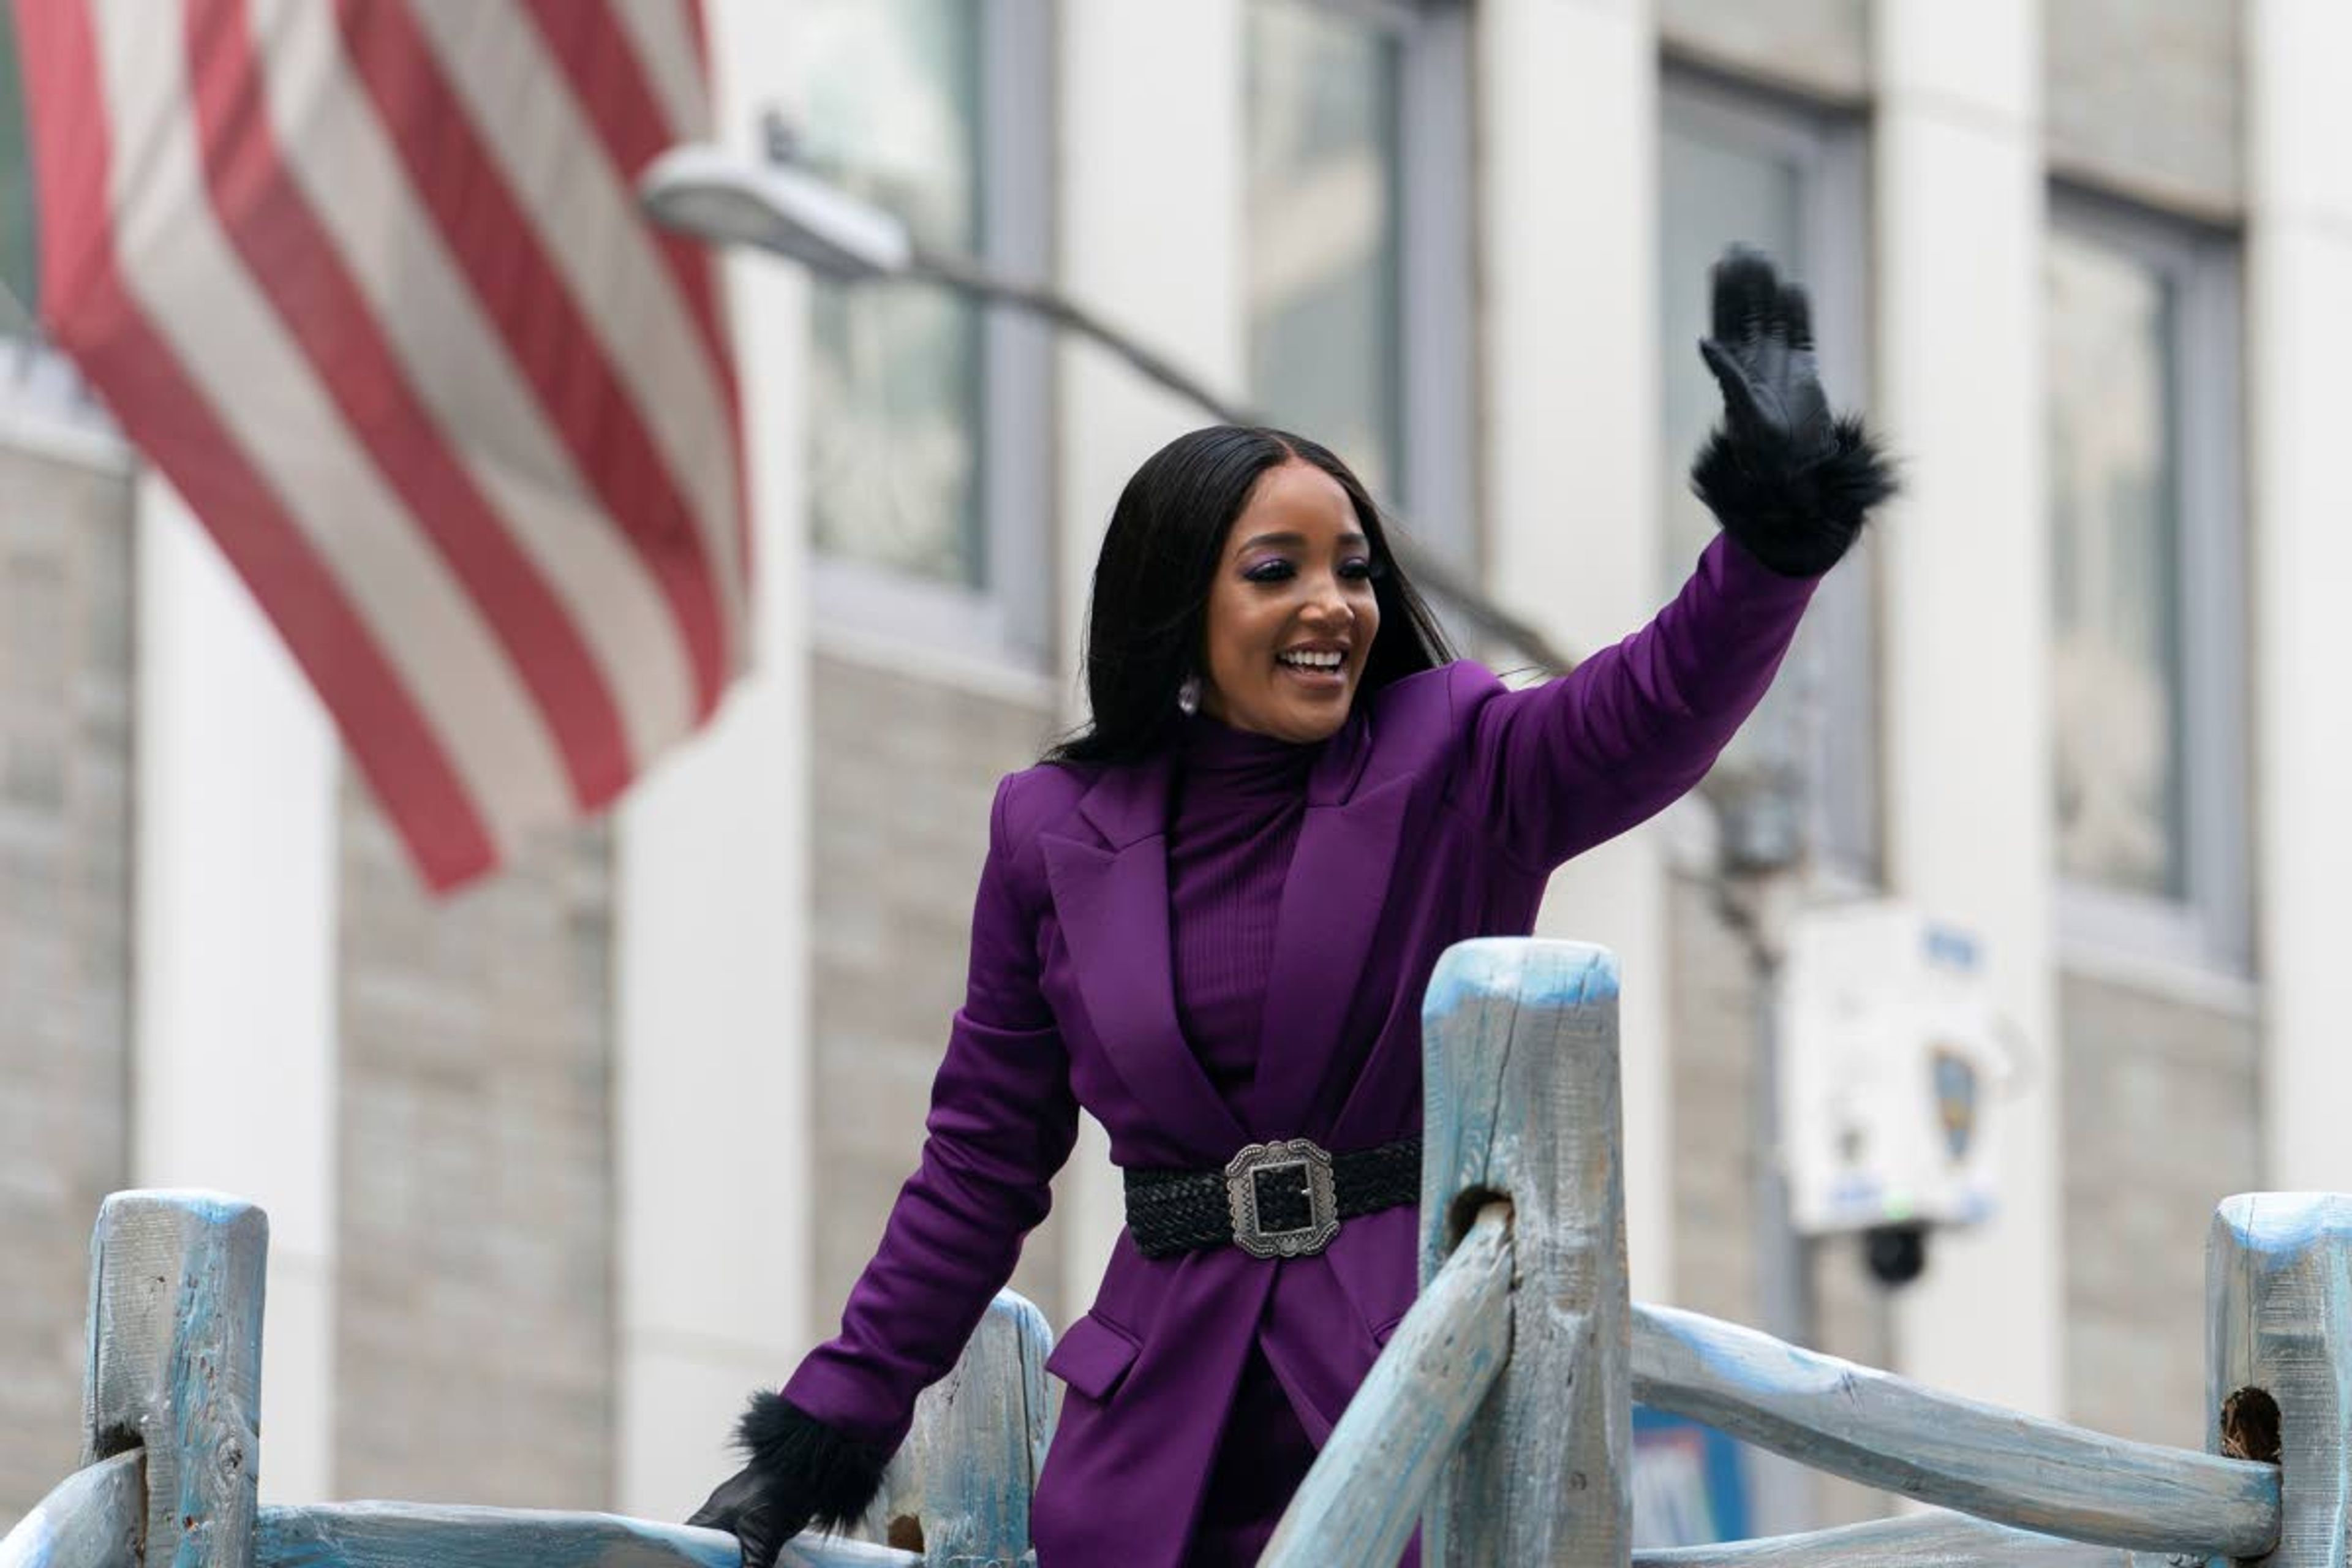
[249,0,699,774]
[611,0,709,143]
[406,0,745,670]
[91,0,575,851]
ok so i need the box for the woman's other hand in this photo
[687,1460,807,1568]
[684,1392,892,1568]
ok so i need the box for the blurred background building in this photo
[5,0,2348,1541]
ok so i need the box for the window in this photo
[783,0,1051,666]
[1246,0,1474,567]
[0,3,36,336]
[1247,2,1400,494]
[0,7,119,458]
[1660,70,1875,880]
[2046,192,2246,971]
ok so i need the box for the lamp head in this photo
[638,145,913,283]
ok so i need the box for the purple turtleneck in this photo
[1165,710,1330,1540]
[1166,712,1325,1104]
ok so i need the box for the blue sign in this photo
[1630,1407,1751,1547]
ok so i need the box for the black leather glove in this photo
[1690,246,1896,578]
[685,1392,892,1568]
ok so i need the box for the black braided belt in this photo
[1123,1136,1421,1260]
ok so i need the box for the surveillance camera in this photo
[1864,1223,1929,1287]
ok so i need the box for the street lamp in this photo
[639,146,914,284]
[638,142,1572,674]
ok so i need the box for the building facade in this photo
[7,0,2346,1538]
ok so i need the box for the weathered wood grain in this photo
[0,1452,145,1568]
[81,1190,268,1568]
[2207,1193,2348,1567]
[1259,1203,1513,1567]
[865,1290,1053,1563]
[32,1110,2344,1568]
[1631,1301,2277,1556]
[1419,939,1629,1566]
[1629,1507,2168,1566]
[253,1504,916,1567]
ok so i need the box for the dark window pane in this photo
[1660,122,1805,570]
[794,1,986,588]
[0,4,39,332]
[2047,228,2187,900]
[1246,1,1403,497]
[1659,107,1815,838]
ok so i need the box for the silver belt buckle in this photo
[1224,1138,1341,1259]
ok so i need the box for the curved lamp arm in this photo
[638,145,1575,676]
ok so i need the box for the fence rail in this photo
[263,1502,953,1567]
[1629,1300,2278,1555]
[0,1451,141,1568]
[1,937,2330,1566]
[1259,1202,1513,1567]
[1629,1509,2171,1566]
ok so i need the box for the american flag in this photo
[13,0,747,891]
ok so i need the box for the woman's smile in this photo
[1275,645,1349,690]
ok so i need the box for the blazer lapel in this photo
[1248,733,1418,1138]
[1040,756,1250,1156]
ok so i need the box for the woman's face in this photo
[1197,459,1381,744]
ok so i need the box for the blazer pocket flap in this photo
[1045,1313,1140,1403]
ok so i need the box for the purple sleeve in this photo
[781,775,1080,1451]
[1457,533,1821,872]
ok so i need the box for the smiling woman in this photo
[1043,424,1452,769]
[693,250,1894,1568]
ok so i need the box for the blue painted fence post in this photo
[81,1191,268,1568]
[1420,939,1630,1565]
[2207,1194,2352,1567]
[865,1290,1055,1564]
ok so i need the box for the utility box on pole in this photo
[1777,901,2008,1240]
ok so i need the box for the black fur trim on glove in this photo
[736,1390,893,1536]
[1689,413,1898,579]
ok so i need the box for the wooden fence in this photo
[1,938,2326,1565]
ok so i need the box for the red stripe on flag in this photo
[334,0,731,719]
[521,0,749,583]
[184,0,635,811]
[11,0,107,330]
[13,0,499,888]
[519,2,737,410]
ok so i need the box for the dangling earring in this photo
[1177,674,1202,717]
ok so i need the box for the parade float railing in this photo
[0,1189,1052,1568]
[1264,938,2309,1567]
[1,937,2331,1567]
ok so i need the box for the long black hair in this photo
[1044,425,1455,767]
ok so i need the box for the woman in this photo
[692,250,1894,1567]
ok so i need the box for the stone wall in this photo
[334,793,618,1507]
[1660,0,1870,102]
[0,443,133,1529]
[807,651,1068,1336]
[2047,0,2243,216]
[2060,968,2257,1446]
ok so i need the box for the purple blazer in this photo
[784,535,1819,1566]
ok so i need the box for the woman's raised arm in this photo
[1457,249,1896,873]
